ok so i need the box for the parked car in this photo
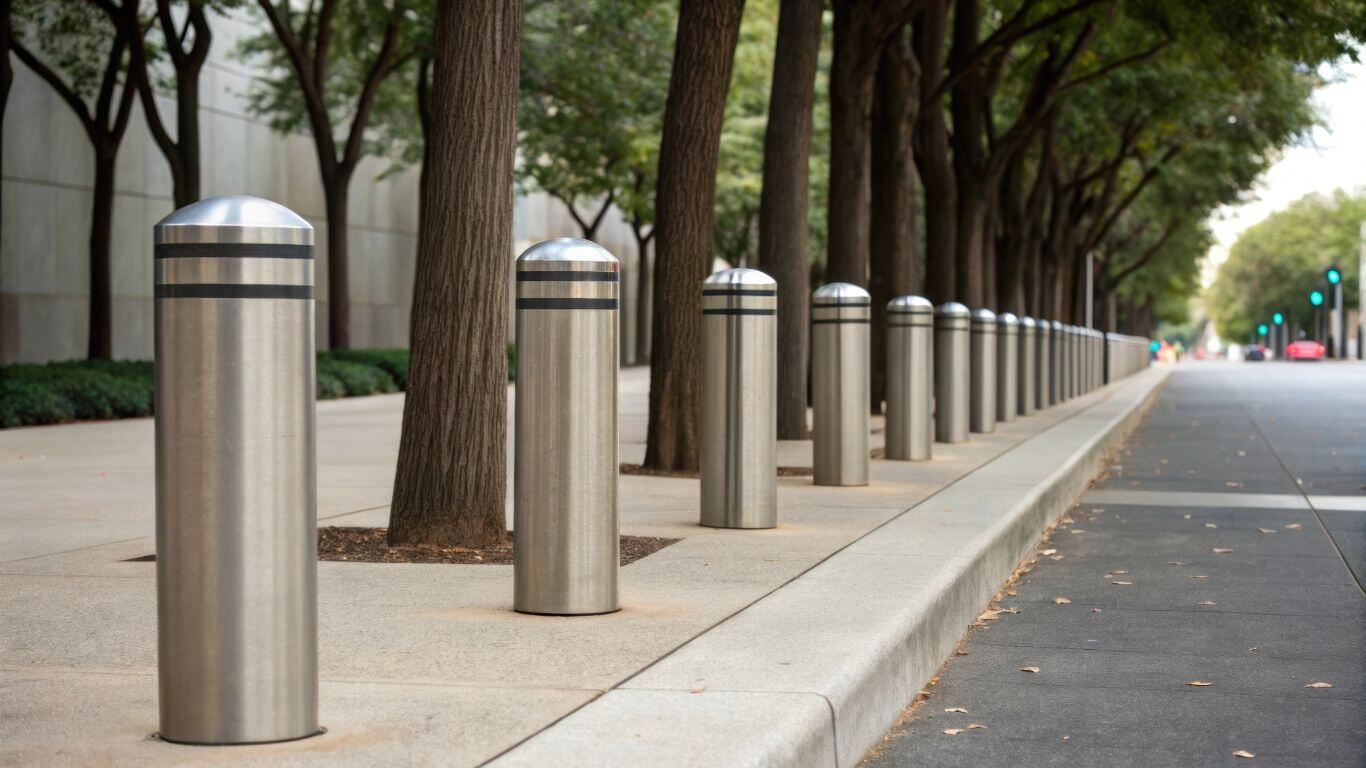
[1245,345,1266,361]
[1285,340,1325,361]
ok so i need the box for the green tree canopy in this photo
[1207,189,1364,341]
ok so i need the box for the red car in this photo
[1285,340,1325,361]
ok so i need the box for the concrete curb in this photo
[490,366,1170,768]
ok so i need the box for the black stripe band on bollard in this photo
[155,243,314,260]
[155,284,314,300]
[703,308,775,315]
[516,297,619,310]
[516,270,619,282]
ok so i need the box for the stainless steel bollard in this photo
[885,295,934,461]
[812,282,870,486]
[701,268,777,528]
[1050,320,1064,404]
[995,312,1018,423]
[934,302,971,443]
[969,308,997,434]
[1072,326,1082,396]
[1018,316,1036,417]
[515,238,619,615]
[154,196,318,745]
[1036,318,1051,410]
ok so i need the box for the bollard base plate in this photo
[150,727,327,747]
[514,607,621,617]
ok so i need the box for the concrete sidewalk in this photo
[1,364,1166,766]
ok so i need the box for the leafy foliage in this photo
[1207,190,1364,341]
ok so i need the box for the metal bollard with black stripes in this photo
[153,195,320,745]
[513,238,620,616]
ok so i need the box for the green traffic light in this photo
[1326,266,1342,285]
[1310,290,1324,307]
[1149,340,1160,353]
[1257,324,1268,336]
[1273,312,1284,325]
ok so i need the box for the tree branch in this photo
[1062,40,1169,94]
[1105,219,1179,291]
[341,7,404,170]
[10,40,96,139]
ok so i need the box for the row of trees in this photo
[7,1,1365,550]
[1207,190,1364,343]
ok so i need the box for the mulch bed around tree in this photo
[317,527,678,565]
[620,463,813,478]
[128,528,679,566]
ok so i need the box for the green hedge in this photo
[1,345,516,428]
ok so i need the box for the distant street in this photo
[867,361,1366,767]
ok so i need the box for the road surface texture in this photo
[865,361,1365,767]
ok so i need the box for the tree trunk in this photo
[912,0,955,304]
[825,0,877,286]
[633,229,652,364]
[88,148,116,360]
[644,0,747,472]
[387,0,520,549]
[173,73,202,207]
[757,0,822,440]
[322,173,352,349]
[1,1,10,266]
[868,31,917,414]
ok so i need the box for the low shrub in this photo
[315,356,397,399]
[328,348,410,389]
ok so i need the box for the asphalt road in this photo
[864,361,1366,767]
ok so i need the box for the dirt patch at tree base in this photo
[127,529,679,566]
[619,463,813,478]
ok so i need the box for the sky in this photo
[1201,59,1366,288]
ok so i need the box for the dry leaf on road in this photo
[944,707,968,713]
[1233,749,1255,758]
[1112,581,1133,586]
[1168,561,1185,565]
[1189,575,1209,580]
[1052,597,1072,604]
[1198,600,1216,605]
[943,729,966,736]
[1185,681,1214,687]
[1304,682,1333,689]
[1212,548,1233,554]
[967,724,987,730]
[1041,548,1058,555]
[1284,523,1303,530]
[1225,481,1244,489]
[1258,528,1276,534]
[1205,523,1218,529]
[1020,666,1040,673]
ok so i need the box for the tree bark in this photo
[868,31,918,414]
[826,0,877,286]
[322,175,352,350]
[1,0,10,269]
[88,149,116,360]
[388,0,520,548]
[643,0,746,472]
[134,0,211,208]
[757,0,822,440]
[633,226,653,364]
[913,0,955,304]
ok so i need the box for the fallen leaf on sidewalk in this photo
[1070,529,1085,534]
[690,688,706,694]
[1185,681,1214,687]
[1050,555,1064,561]
[1258,528,1276,534]
[967,723,987,730]
[1198,600,1216,606]
[1212,548,1233,554]
[1041,549,1057,555]
[1020,666,1040,673]
[944,707,968,713]
[1284,523,1303,530]
[1052,597,1072,604]
[955,650,970,656]
[1233,749,1255,758]
[943,729,966,736]
[1304,682,1333,689]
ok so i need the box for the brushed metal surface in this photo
[514,239,620,616]
[700,268,777,528]
[1036,319,1051,410]
[934,302,970,443]
[1018,316,1036,417]
[969,308,997,434]
[812,282,870,486]
[153,196,318,745]
[995,312,1018,423]
[1050,321,1064,403]
[885,295,933,461]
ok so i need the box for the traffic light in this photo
[1273,312,1284,325]
[1310,290,1324,307]
[1257,324,1268,336]
[1326,266,1342,285]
